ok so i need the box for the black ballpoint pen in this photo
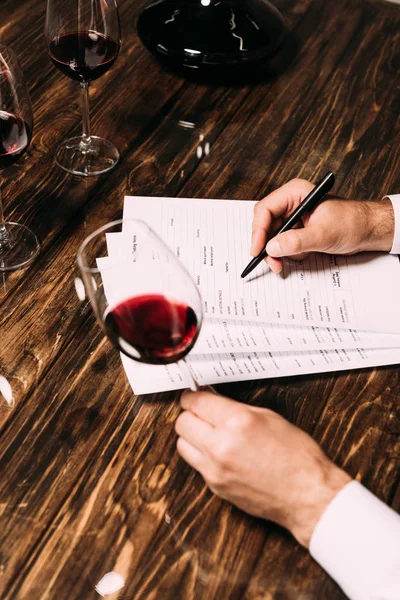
[241,171,335,278]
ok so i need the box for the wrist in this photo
[289,464,352,549]
[361,199,394,252]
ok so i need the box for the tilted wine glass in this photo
[0,45,40,272]
[45,0,121,177]
[77,219,202,390]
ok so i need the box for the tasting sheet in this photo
[96,196,400,393]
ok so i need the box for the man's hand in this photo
[175,390,351,548]
[251,178,394,273]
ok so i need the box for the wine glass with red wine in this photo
[45,0,121,177]
[0,45,40,272]
[77,219,202,390]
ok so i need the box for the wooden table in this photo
[1,0,400,597]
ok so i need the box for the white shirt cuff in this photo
[384,194,400,254]
[309,480,400,600]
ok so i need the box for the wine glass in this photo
[0,45,40,272]
[77,219,202,390]
[45,0,121,177]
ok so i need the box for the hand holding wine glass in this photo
[0,45,39,272]
[45,0,121,177]
[77,220,203,390]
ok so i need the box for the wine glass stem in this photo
[81,82,91,144]
[179,359,199,392]
[0,179,10,246]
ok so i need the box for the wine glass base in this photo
[0,222,40,272]
[55,136,120,177]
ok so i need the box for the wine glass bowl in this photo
[77,219,203,371]
[0,45,40,272]
[47,31,120,84]
[104,294,200,365]
[45,0,121,177]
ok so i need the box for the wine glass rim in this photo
[77,218,153,273]
[77,218,203,319]
[0,44,18,71]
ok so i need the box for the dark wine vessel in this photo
[137,0,286,81]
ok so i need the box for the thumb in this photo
[266,227,326,258]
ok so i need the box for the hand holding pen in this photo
[242,172,396,277]
[241,171,335,277]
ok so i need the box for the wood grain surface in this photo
[0,0,399,598]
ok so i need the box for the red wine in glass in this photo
[104,294,199,365]
[0,111,31,169]
[77,219,203,389]
[48,31,119,83]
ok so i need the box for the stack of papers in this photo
[100,196,400,394]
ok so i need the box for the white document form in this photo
[122,196,400,334]
[94,195,400,394]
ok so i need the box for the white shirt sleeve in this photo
[384,194,400,254]
[309,480,400,600]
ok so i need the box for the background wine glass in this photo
[77,219,202,390]
[0,45,39,272]
[45,0,121,177]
